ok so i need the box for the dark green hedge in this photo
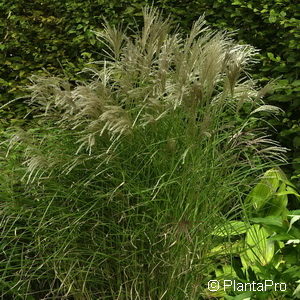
[199,0,300,181]
[0,0,299,178]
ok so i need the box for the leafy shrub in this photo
[208,168,300,299]
[0,7,288,299]
[197,0,300,182]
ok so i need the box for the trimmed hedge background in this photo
[0,0,299,180]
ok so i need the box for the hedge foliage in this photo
[0,0,299,178]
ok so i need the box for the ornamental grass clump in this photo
[0,6,287,299]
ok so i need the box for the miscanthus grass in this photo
[0,7,287,300]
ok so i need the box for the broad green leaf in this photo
[250,216,283,227]
[222,264,236,277]
[288,215,300,232]
[241,225,274,268]
[269,233,295,241]
[246,169,280,210]
[246,168,296,216]
[267,182,288,216]
[289,210,300,215]
[293,281,300,298]
[209,240,243,256]
[275,187,300,197]
[212,221,248,237]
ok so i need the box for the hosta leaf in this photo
[209,240,243,256]
[246,168,294,215]
[267,182,288,216]
[288,215,300,232]
[241,225,274,268]
[250,216,283,227]
[212,221,248,237]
